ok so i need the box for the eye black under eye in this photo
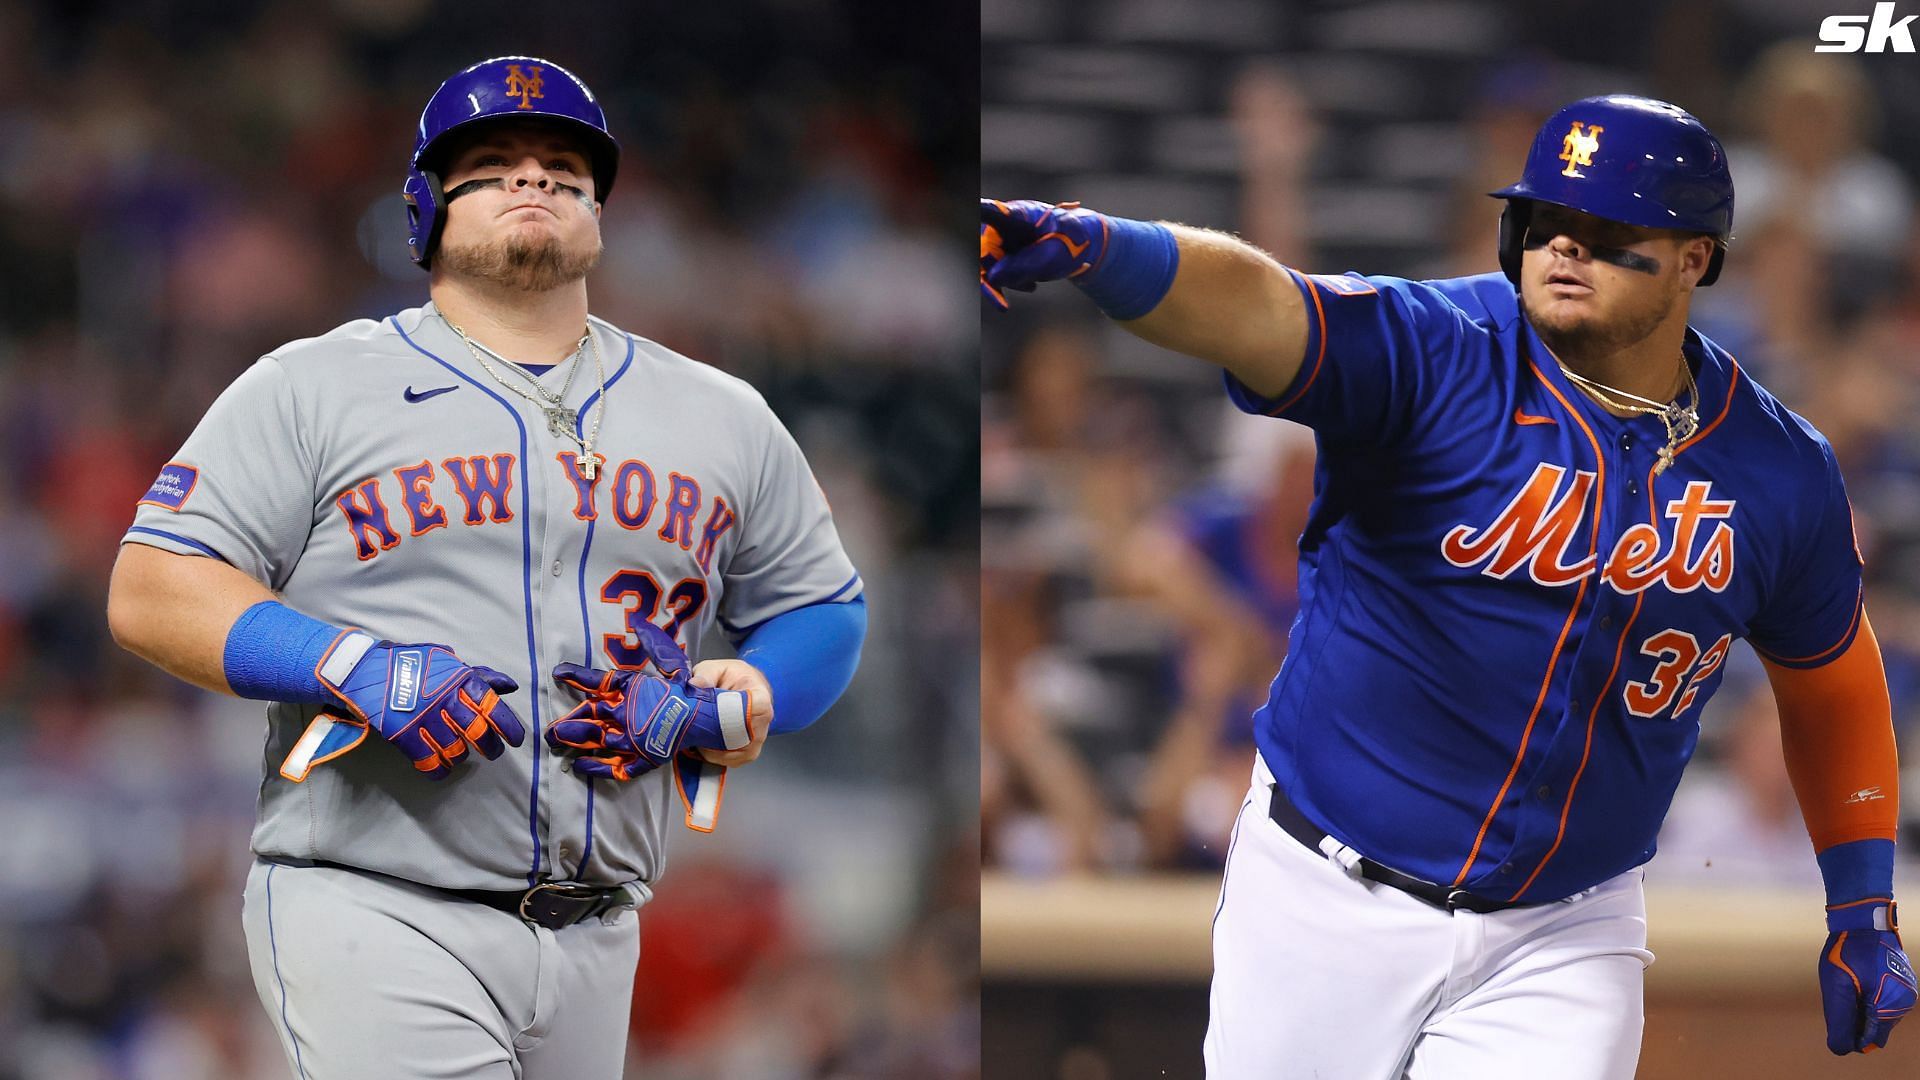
[1528,220,1639,250]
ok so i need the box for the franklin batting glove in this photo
[979,198,1111,310]
[546,623,753,781]
[1820,899,1918,1055]
[282,632,525,782]
[980,198,1179,318]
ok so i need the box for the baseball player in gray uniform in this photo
[105,56,867,1079]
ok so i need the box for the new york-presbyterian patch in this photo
[137,463,199,511]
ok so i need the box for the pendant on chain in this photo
[546,406,579,439]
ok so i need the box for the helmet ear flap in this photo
[1497,200,1529,286]
[403,169,445,270]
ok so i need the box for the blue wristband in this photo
[737,595,866,734]
[223,600,346,704]
[1818,837,1896,908]
[1074,215,1180,321]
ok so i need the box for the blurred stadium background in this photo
[983,1,1920,1077]
[0,2,977,1078]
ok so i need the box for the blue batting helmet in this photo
[1490,95,1733,286]
[403,56,619,269]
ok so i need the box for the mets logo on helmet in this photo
[1560,122,1603,178]
[1441,462,1736,594]
[505,64,545,110]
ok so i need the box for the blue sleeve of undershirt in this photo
[736,595,867,734]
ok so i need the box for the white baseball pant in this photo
[1204,757,1655,1079]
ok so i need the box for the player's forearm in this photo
[1119,225,1309,398]
[108,542,277,694]
[735,595,866,734]
[1766,617,1901,856]
[982,201,1308,396]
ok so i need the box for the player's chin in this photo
[1523,290,1600,333]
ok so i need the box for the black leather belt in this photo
[1266,784,1540,914]
[448,880,631,931]
[305,860,630,930]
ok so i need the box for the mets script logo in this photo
[1442,462,1736,594]
[1559,122,1603,178]
[504,64,545,110]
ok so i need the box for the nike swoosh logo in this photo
[404,385,459,403]
[1513,408,1556,427]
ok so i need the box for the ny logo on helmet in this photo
[1559,122,1603,178]
[505,64,545,110]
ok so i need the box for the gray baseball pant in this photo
[242,857,641,1079]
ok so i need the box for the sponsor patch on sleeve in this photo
[137,463,199,511]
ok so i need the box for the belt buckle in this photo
[1444,888,1472,912]
[518,881,593,923]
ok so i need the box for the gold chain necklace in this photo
[1558,359,1699,476]
[448,319,609,479]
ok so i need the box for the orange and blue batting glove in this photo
[1820,898,1917,1055]
[980,198,1178,318]
[281,633,525,782]
[546,622,753,781]
[548,624,750,832]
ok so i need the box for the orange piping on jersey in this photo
[1509,457,1662,901]
[1675,354,1740,454]
[1516,445,1701,899]
[1450,358,1606,887]
[1752,584,1864,667]
[1264,270,1327,416]
[1509,591,1649,902]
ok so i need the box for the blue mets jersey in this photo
[1228,270,1863,903]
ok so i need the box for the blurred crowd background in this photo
[0,2,977,1078]
[984,0,1920,898]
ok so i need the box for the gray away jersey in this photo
[124,303,862,891]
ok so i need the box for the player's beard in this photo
[1522,276,1682,361]
[438,229,602,292]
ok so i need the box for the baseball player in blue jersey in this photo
[106,56,866,1078]
[984,95,1913,1076]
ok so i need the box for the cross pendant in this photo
[546,406,579,438]
[581,456,598,480]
